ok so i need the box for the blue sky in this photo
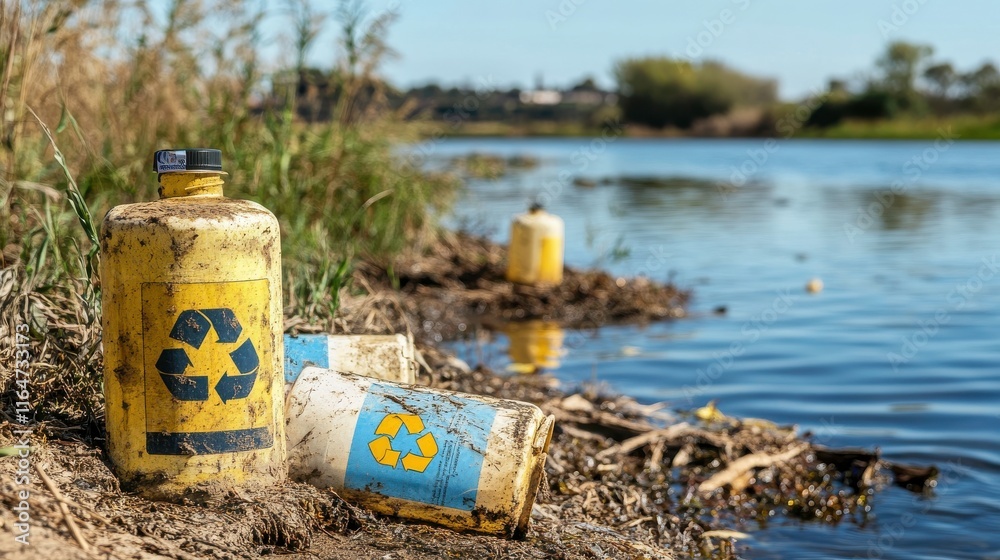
[280,0,1000,100]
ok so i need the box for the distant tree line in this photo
[806,41,1000,128]
[272,72,618,127]
[272,40,999,134]
[612,57,777,129]
[391,78,619,128]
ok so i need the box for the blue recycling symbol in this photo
[154,308,259,403]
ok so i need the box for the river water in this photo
[433,137,1000,559]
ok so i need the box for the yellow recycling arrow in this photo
[368,435,400,467]
[369,413,437,471]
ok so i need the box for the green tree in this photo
[613,57,776,129]
[876,41,933,96]
[962,62,1000,95]
[923,62,956,98]
[868,41,934,112]
[960,62,1000,112]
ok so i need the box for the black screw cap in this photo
[153,149,223,173]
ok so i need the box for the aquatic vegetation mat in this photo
[293,231,690,342]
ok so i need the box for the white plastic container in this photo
[285,368,555,537]
[284,333,417,386]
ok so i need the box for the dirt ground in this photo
[0,345,936,559]
[0,233,936,559]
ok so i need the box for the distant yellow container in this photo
[506,204,564,285]
[286,368,555,538]
[99,149,286,497]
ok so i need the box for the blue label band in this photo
[146,427,273,455]
[283,334,330,382]
[344,382,498,511]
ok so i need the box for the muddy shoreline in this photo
[289,231,690,342]
[0,233,935,559]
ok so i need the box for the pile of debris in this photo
[290,231,689,342]
[0,345,936,559]
[0,229,936,559]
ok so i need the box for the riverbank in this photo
[0,232,936,560]
[419,114,1000,140]
[0,352,910,560]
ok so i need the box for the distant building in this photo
[519,90,563,105]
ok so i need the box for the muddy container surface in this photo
[286,368,555,537]
[284,333,417,387]
[99,149,286,497]
[506,205,564,286]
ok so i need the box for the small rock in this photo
[562,394,595,413]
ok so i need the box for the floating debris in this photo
[449,153,539,179]
[806,278,824,293]
[694,400,727,423]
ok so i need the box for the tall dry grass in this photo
[0,0,459,429]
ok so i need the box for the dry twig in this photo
[698,444,809,495]
[36,462,91,553]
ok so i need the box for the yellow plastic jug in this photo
[99,149,286,497]
[506,204,564,286]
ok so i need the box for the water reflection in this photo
[580,174,773,219]
[818,185,1000,250]
[857,189,940,232]
[501,320,566,373]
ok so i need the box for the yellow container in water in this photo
[99,149,286,497]
[506,204,564,286]
[285,368,555,538]
[504,320,565,372]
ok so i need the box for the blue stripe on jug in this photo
[283,334,330,383]
[344,382,497,512]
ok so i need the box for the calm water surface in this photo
[432,138,1000,559]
